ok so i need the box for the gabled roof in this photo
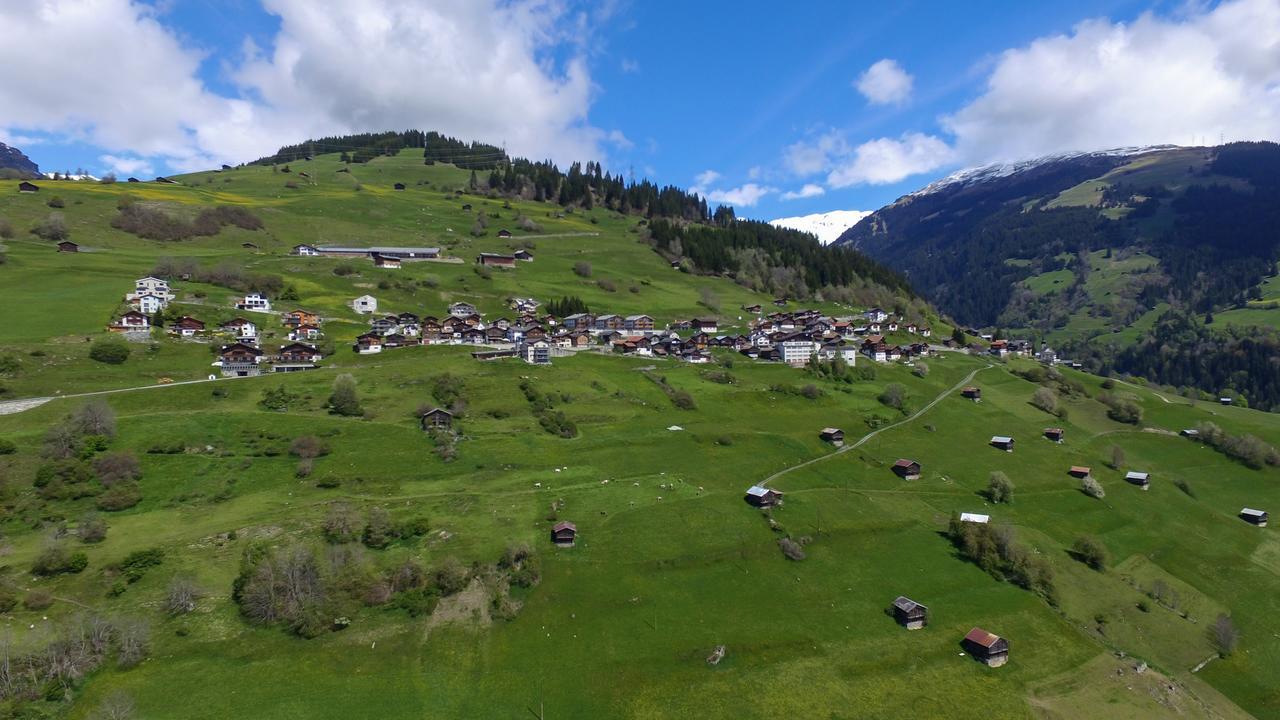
[221,342,262,356]
[1070,466,1091,475]
[964,627,1001,648]
[552,521,576,532]
[745,485,772,497]
[893,596,926,613]
[991,436,1013,444]
[893,459,920,469]
[1125,471,1149,480]
[1241,507,1267,517]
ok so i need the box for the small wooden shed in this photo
[819,427,844,445]
[1125,471,1150,490]
[961,386,982,401]
[17,181,39,193]
[393,182,406,190]
[990,436,1014,452]
[744,485,782,508]
[963,627,1009,667]
[1044,428,1064,443]
[892,459,922,480]
[551,521,577,545]
[420,408,453,431]
[1241,508,1268,527]
[1068,466,1091,479]
[892,596,928,630]
[56,241,79,253]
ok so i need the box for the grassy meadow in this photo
[0,153,1278,718]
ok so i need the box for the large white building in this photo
[236,293,272,313]
[779,340,817,367]
[351,295,378,314]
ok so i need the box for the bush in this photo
[987,471,1014,503]
[596,278,617,292]
[912,362,930,378]
[31,212,69,241]
[322,502,361,544]
[0,217,12,238]
[97,482,142,511]
[328,374,362,416]
[878,383,907,411]
[23,590,53,611]
[1210,614,1238,657]
[1071,535,1109,570]
[289,435,329,459]
[89,339,130,365]
[778,537,806,561]
[1100,392,1143,424]
[1109,445,1126,469]
[94,451,141,485]
[32,544,89,576]
[362,507,396,549]
[117,548,165,583]
[1081,475,1105,499]
[0,438,15,455]
[1031,387,1058,415]
[164,575,200,615]
[573,261,592,278]
[715,435,734,446]
[430,557,469,595]
[333,263,357,276]
[78,513,108,543]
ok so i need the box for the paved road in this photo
[761,363,993,487]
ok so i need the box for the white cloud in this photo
[780,183,825,200]
[694,169,722,187]
[827,133,955,187]
[690,170,774,207]
[0,0,609,173]
[855,59,914,105]
[606,129,634,150]
[99,154,154,177]
[620,58,640,74]
[783,131,849,177]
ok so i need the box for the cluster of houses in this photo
[209,310,325,376]
[108,276,177,332]
[723,306,936,367]
[351,299,560,365]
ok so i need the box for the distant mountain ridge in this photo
[0,142,39,177]
[768,209,871,245]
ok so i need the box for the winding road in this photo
[761,363,993,487]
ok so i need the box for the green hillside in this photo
[0,151,1278,719]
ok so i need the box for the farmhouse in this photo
[219,343,264,377]
[56,241,79,252]
[551,521,577,546]
[135,294,166,315]
[170,316,205,337]
[744,485,782,507]
[892,596,928,630]
[294,245,441,260]
[477,253,516,267]
[990,436,1015,452]
[130,276,174,301]
[282,309,319,327]
[1220,397,1234,406]
[111,311,149,331]
[1125,471,1150,489]
[221,318,257,340]
[354,332,384,354]
[497,229,512,238]
[1241,508,1268,527]
[17,181,39,193]
[1044,428,1065,443]
[963,627,1009,667]
[959,512,989,524]
[420,408,453,431]
[819,428,844,445]
[961,386,981,401]
[277,342,322,364]
[892,459,922,480]
[1068,466,1091,479]
[692,318,719,333]
[513,249,534,261]
[351,295,378,314]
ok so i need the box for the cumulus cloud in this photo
[690,170,774,207]
[99,154,154,177]
[780,183,825,200]
[0,0,614,174]
[694,169,722,187]
[855,59,914,105]
[785,0,1280,187]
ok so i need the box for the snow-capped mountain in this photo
[909,145,1177,198]
[769,209,872,245]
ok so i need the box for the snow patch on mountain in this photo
[910,145,1179,197]
[769,209,872,245]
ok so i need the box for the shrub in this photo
[1174,477,1196,498]
[47,195,66,209]
[0,586,16,613]
[94,451,141,485]
[1081,475,1105,499]
[1031,387,1058,415]
[596,278,617,292]
[23,591,53,611]
[289,435,329,459]
[333,263,357,277]
[31,212,69,241]
[1100,392,1143,424]
[878,383,907,411]
[322,502,361,544]
[395,588,440,617]
[32,544,89,576]
[259,386,298,411]
[328,374,362,416]
[0,438,15,455]
[362,507,396,549]
[987,471,1014,503]
[117,548,164,583]
[1210,614,1238,657]
[73,399,117,438]
[164,575,200,615]
[912,362,930,378]
[78,513,108,543]
[97,482,142,511]
[1071,535,1109,570]
[430,557,469,595]
[0,217,12,238]
[573,261,592,278]
[778,537,806,561]
[1109,445,1126,469]
[89,339,130,365]
[716,435,734,446]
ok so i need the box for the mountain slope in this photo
[0,142,39,177]
[768,209,871,245]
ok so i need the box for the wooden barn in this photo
[1044,427,1065,443]
[744,485,782,508]
[963,627,1009,667]
[420,408,453,431]
[892,596,928,630]
[17,181,39,193]
[990,436,1015,452]
[56,241,79,253]
[961,386,981,401]
[477,253,516,267]
[1125,471,1150,490]
[1068,466,1091,479]
[819,427,844,445]
[393,183,406,190]
[551,521,577,546]
[892,459,922,480]
[497,229,512,238]
[1241,508,1268,527]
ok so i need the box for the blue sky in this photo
[3,0,1277,222]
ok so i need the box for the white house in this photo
[866,308,888,323]
[236,293,272,313]
[523,340,551,365]
[779,340,816,367]
[136,294,166,315]
[352,295,378,314]
[128,276,174,302]
[221,318,257,340]
[293,244,320,256]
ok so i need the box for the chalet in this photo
[219,343,264,377]
[990,436,1015,452]
[886,319,900,332]
[1044,428,1065,443]
[484,326,508,343]
[513,249,534,262]
[819,428,845,445]
[892,596,928,630]
[692,318,719,333]
[393,183,406,190]
[477,253,516,267]
[354,332,384,354]
[236,293,272,313]
[866,308,888,323]
[372,253,401,269]
[461,203,472,211]
[568,332,592,348]
[963,627,1009,667]
[868,321,882,334]
[989,340,1009,358]
[461,327,485,344]
[744,485,782,508]
[905,323,917,334]
[170,316,205,337]
[420,408,453,431]
[370,317,398,334]
[278,342,322,363]
[130,276,174,301]
[892,459,922,480]
[613,336,651,356]
[742,304,762,313]
[1241,508,1269,527]
[448,302,479,317]
[56,241,79,252]
[382,334,414,348]
[282,309,319,327]
[135,294,166,315]
[1037,345,1058,364]
[594,314,625,332]
[497,229,512,238]
[523,340,551,364]
[521,325,547,342]
[221,318,257,341]
[1068,466,1091,479]
[961,386,982,401]
[1220,397,1234,406]
[18,181,40,193]
[919,327,932,338]
[773,298,788,306]
[293,244,320,256]
[562,313,594,331]
[959,512,990,524]
[551,521,577,546]
[288,324,322,341]
[112,311,149,331]
[624,315,655,332]
[1125,471,1150,490]
[351,295,378,314]
[155,177,179,184]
